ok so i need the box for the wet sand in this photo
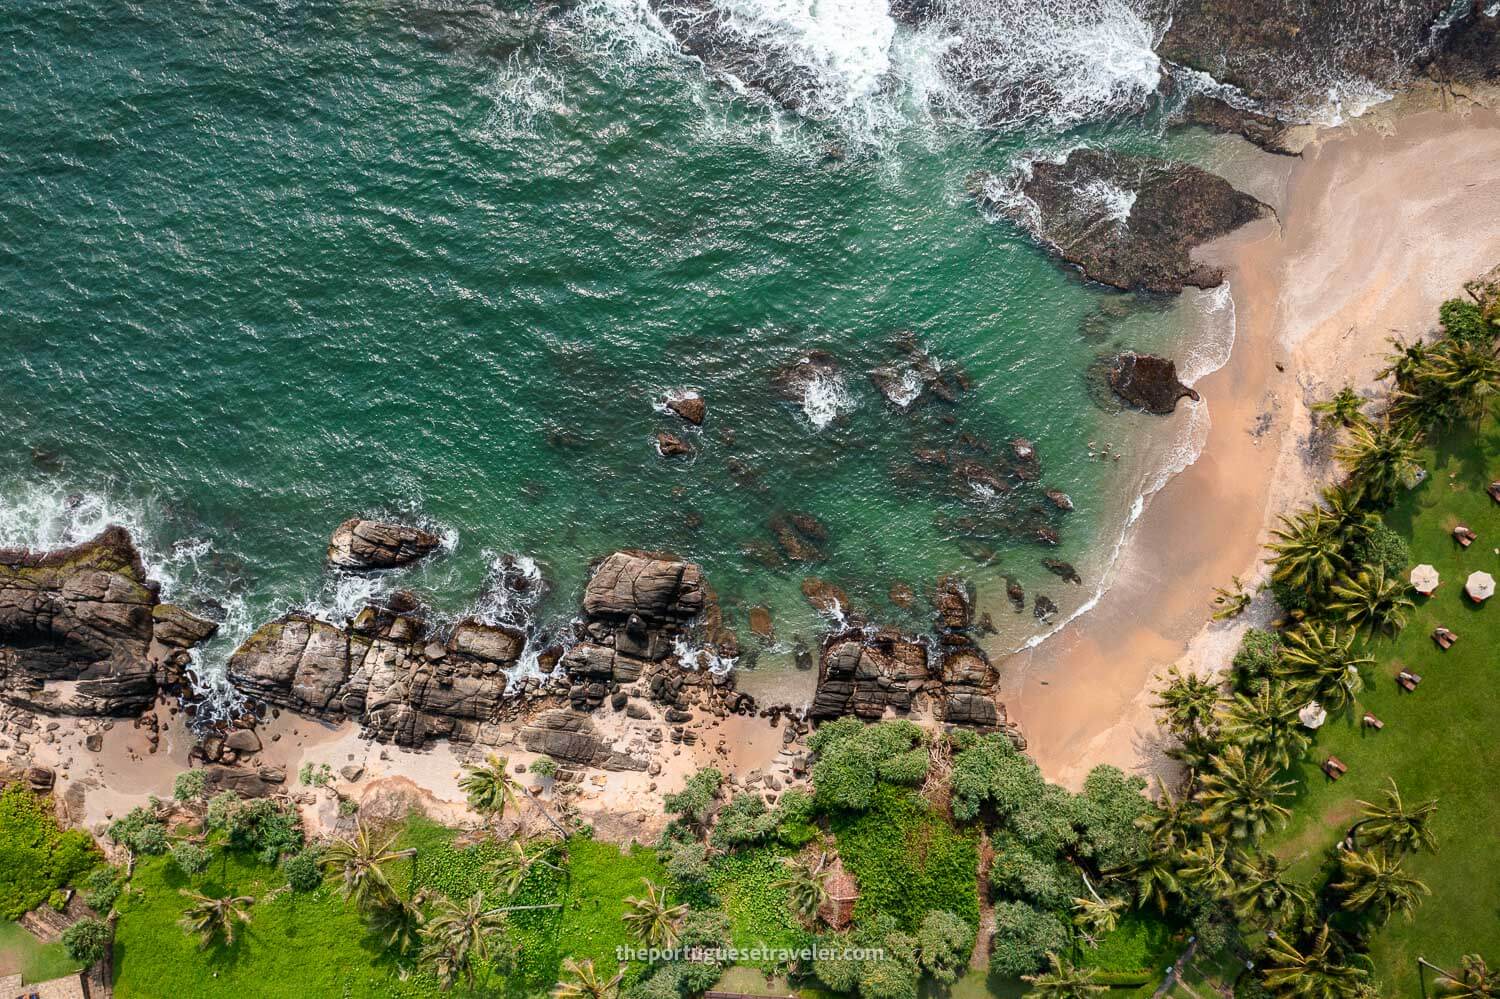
[996,107,1500,789]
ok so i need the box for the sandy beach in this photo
[998,105,1500,790]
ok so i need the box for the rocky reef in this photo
[972,149,1269,293]
[0,527,216,716]
[327,518,443,571]
[1109,352,1201,415]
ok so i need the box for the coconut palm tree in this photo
[1152,666,1220,743]
[418,891,509,992]
[1198,744,1295,841]
[488,836,565,898]
[460,754,568,838]
[1022,952,1106,998]
[1261,924,1372,998]
[1071,894,1127,945]
[1348,778,1438,855]
[1268,506,1348,594]
[1333,849,1431,925]
[1379,336,1432,388]
[622,878,686,950]
[1425,337,1500,427]
[1334,420,1422,507]
[1327,567,1415,633]
[553,958,624,999]
[321,823,416,912]
[1427,953,1499,997]
[1230,852,1312,930]
[1279,623,1372,714]
[1312,386,1369,428]
[366,891,429,955]
[1122,850,1181,914]
[1218,680,1311,773]
[1178,833,1235,898]
[1136,781,1198,855]
[1319,485,1381,543]
[178,889,254,950]
[771,851,832,927]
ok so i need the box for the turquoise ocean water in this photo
[0,0,1237,705]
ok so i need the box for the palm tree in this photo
[1428,953,1499,997]
[1348,778,1438,855]
[178,889,254,950]
[1334,420,1421,507]
[460,754,568,838]
[418,891,509,992]
[1319,484,1380,543]
[1327,567,1415,633]
[1279,623,1372,714]
[1230,852,1312,930]
[1152,666,1220,762]
[1379,336,1431,388]
[1178,833,1235,898]
[1198,744,1294,841]
[1137,781,1197,855]
[1022,952,1106,998]
[1261,924,1372,998]
[1123,850,1181,914]
[1333,849,1431,925]
[366,892,429,955]
[488,836,565,898]
[1268,506,1348,594]
[1425,337,1500,427]
[772,851,832,927]
[1071,894,1127,945]
[621,878,686,950]
[1312,386,1368,428]
[553,957,625,999]
[321,823,416,912]
[1218,680,1311,772]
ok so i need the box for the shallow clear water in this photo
[0,0,1229,697]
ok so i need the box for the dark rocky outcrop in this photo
[1179,93,1300,156]
[1422,3,1500,84]
[0,527,194,717]
[971,149,1268,293]
[654,432,693,458]
[664,391,706,426]
[518,709,648,771]
[327,519,442,571]
[1110,352,1201,414]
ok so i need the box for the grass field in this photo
[0,921,81,984]
[1268,422,1500,996]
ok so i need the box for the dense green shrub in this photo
[1071,766,1152,871]
[709,792,777,851]
[169,842,210,877]
[172,769,207,804]
[629,909,733,998]
[62,916,112,965]
[814,912,921,999]
[916,909,974,984]
[209,796,303,864]
[282,849,323,892]
[948,733,1046,823]
[1353,522,1411,578]
[772,787,818,847]
[0,785,100,920]
[809,718,927,811]
[1231,628,1283,692]
[989,835,1079,910]
[662,767,723,836]
[82,866,124,913]
[988,901,1069,978]
[1270,577,1313,615]
[1440,298,1493,346]
[663,838,711,886]
[529,756,558,779]
[108,806,168,856]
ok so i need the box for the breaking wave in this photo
[800,369,857,429]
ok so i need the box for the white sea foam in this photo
[800,370,857,429]
[1076,177,1137,227]
[673,634,738,675]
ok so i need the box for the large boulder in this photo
[0,527,160,716]
[971,149,1268,293]
[327,518,442,571]
[1109,353,1201,415]
[151,604,219,649]
[582,551,706,625]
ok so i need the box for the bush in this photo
[1353,522,1410,579]
[709,793,777,851]
[1440,298,1493,346]
[82,867,124,913]
[814,912,921,999]
[629,909,735,998]
[108,806,168,856]
[298,762,333,787]
[663,839,711,886]
[1071,766,1152,871]
[209,796,303,864]
[170,842,210,878]
[988,901,1069,978]
[916,909,974,984]
[662,768,723,835]
[172,769,207,804]
[530,756,558,779]
[989,835,1079,910]
[282,849,323,892]
[1231,628,1283,692]
[0,785,100,920]
[948,733,1046,823]
[1270,577,1313,615]
[809,719,926,811]
[47,888,69,911]
[62,916,112,965]
[773,788,818,847]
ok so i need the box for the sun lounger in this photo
[1323,756,1348,780]
[1363,712,1384,730]
[1398,670,1422,692]
[1489,481,1500,504]
[1433,627,1457,650]
[1455,525,1478,547]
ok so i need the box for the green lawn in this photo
[0,921,81,984]
[1268,422,1500,996]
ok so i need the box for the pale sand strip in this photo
[996,107,1500,790]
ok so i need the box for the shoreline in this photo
[996,103,1500,789]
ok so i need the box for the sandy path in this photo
[996,107,1500,789]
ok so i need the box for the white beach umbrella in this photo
[1409,564,1440,595]
[1466,571,1496,603]
[1298,701,1328,730]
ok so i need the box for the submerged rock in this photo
[328,518,442,571]
[654,432,693,458]
[1110,352,1201,415]
[1179,93,1300,156]
[1042,559,1083,585]
[971,148,1268,293]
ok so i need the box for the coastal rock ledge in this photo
[1109,352,1201,415]
[327,518,443,571]
[971,148,1269,293]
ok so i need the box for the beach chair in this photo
[1398,670,1422,692]
[1433,627,1458,650]
[1489,480,1500,504]
[1323,756,1348,780]
[1363,711,1385,730]
[1454,525,1478,547]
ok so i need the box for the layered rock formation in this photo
[971,149,1268,293]
[0,527,216,716]
[327,518,443,571]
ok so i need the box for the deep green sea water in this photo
[0,0,1233,702]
